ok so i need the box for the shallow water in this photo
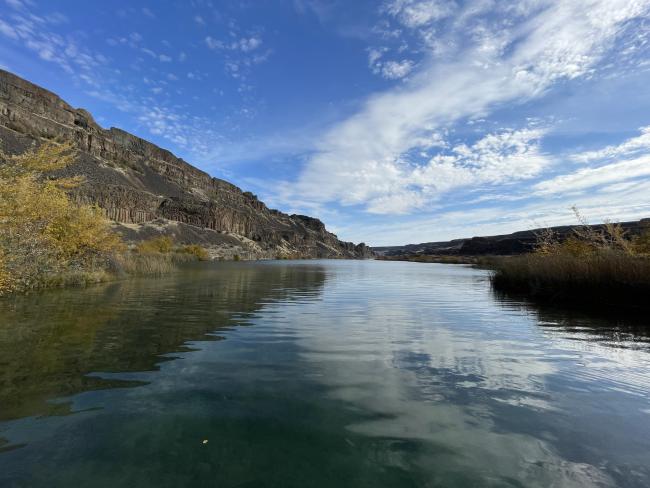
[1,260,649,487]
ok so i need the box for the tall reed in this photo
[491,208,650,308]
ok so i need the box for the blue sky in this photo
[2,0,650,246]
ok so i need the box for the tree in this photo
[0,141,122,292]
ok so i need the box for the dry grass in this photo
[112,251,196,277]
[491,209,650,309]
[491,252,650,306]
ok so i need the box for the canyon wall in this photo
[0,69,372,259]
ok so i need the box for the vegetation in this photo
[136,236,174,254]
[0,142,211,295]
[113,251,196,277]
[0,142,122,293]
[178,244,210,261]
[491,208,650,308]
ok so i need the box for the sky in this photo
[1,0,650,246]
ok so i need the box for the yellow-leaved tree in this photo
[0,141,123,293]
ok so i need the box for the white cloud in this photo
[368,47,385,66]
[159,54,172,62]
[385,0,457,28]
[204,36,223,50]
[340,177,650,245]
[238,36,262,52]
[141,7,155,18]
[5,0,33,10]
[141,47,157,58]
[205,35,262,52]
[534,155,650,195]
[572,126,650,163]
[288,0,650,215]
[0,18,18,39]
[378,59,415,79]
[0,9,108,79]
[531,126,650,196]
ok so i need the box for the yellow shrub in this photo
[0,141,124,292]
[136,236,174,254]
[178,244,210,261]
[46,203,124,258]
[558,237,596,257]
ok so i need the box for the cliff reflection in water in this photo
[0,262,327,421]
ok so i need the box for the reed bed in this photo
[491,209,650,309]
[491,252,650,307]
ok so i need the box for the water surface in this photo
[1,260,649,487]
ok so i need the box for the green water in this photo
[1,260,649,487]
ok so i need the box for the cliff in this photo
[0,69,372,259]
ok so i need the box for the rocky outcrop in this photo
[0,69,372,259]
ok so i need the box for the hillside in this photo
[0,69,371,260]
[374,219,650,257]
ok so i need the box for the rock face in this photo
[375,219,650,257]
[0,69,372,259]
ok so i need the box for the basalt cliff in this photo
[0,69,372,259]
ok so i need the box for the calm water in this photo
[1,260,650,487]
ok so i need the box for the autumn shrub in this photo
[136,236,174,254]
[0,142,123,293]
[178,244,210,261]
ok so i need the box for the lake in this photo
[1,260,649,487]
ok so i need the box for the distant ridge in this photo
[374,219,650,257]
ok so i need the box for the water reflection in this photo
[0,262,327,421]
[0,261,649,488]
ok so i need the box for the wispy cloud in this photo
[572,126,650,163]
[384,0,457,28]
[0,8,107,82]
[534,126,650,195]
[285,0,650,215]
[205,35,263,52]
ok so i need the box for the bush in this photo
[136,236,174,254]
[233,254,241,261]
[178,244,210,261]
[0,141,123,293]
